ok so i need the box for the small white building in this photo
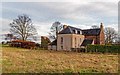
[48,39,57,50]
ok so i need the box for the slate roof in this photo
[81,39,94,46]
[49,39,57,45]
[82,28,101,36]
[59,26,82,34]
[59,26,101,36]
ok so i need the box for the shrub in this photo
[10,40,36,49]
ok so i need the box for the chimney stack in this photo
[63,25,68,29]
[100,23,103,29]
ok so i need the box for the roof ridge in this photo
[68,26,81,30]
[82,28,100,31]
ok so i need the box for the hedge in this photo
[10,40,36,49]
[86,45,120,53]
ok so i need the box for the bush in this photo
[87,45,120,53]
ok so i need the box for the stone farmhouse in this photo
[48,23,105,51]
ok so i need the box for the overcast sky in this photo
[1,0,119,39]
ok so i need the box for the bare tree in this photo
[105,27,117,44]
[91,25,99,29]
[116,34,120,44]
[9,14,37,41]
[49,21,63,50]
[49,21,63,40]
[4,33,13,41]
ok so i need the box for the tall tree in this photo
[49,21,63,40]
[104,27,117,44]
[9,14,37,41]
[49,21,63,51]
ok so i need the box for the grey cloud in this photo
[2,2,118,36]
[35,2,118,25]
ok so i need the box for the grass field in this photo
[1,45,119,73]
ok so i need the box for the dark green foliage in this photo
[87,45,120,53]
[41,36,51,49]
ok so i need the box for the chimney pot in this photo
[63,25,68,29]
[100,23,103,29]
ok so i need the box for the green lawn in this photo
[1,45,119,73]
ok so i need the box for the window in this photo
[78,31,82,34]
[73,30,77,34]
[78,31,80,34]
[61,46,63,49]
[75,38,76,43]
[80,31,82,34]
[61,37,63,44]
[73,30,75,34]
[75,30,77,34]
[75,37,77,47]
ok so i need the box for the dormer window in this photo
[77,30,82,34]
[73,30,75,34]
[75,30,77,34]
[78,31,80,34]
[80,31,82,34]
[73,30,77,34]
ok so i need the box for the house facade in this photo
[57,34,85,51]
[48,23,105,51]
